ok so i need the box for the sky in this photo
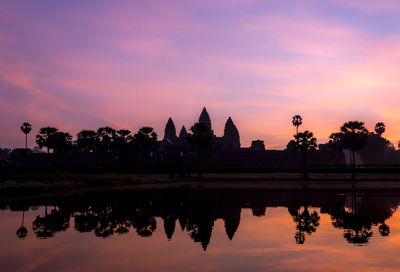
[1,0,400,149]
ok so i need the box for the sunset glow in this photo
[2,0,400,149]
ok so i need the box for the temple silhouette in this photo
[8,106,399,172]
[160,107,241,150]
[151,107,339,170]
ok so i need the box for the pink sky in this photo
[1,0,400,149]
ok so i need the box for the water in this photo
[1,188,400,271]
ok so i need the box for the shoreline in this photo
[2,172,400,201]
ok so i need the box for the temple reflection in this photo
[3,188,399,249]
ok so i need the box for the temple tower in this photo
[178,125,188,144]
[223,117,240,149]
[163,215,176,240]
[164,117,177,142]
[199,107,212,131]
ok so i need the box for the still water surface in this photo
[1,188,400,271]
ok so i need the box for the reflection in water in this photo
[330,188,398,245]
[3,188,399,249]
[32,206,70,238]
[16,211,28,239]
[290,206,320,244]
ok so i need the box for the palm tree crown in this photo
[292,115,303,134]
[340,121,368,151]
[20,122,32,149]
[375,122,385,137]
[21,122,32,135]
[293,130,317,152]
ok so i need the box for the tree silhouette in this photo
[339,121,368,180]
[187,122,213,177]
[132,210,157,237]
[359,133,393,164]
[292,115,302,135]
[114,129,133,162]
[331,208,372,245]
[74,210,98,233]
[286,139,297,151]
[35,127,72,154]
[133,127,157,161]
[16,211,28,239]
[293,130,317,180]
[36,127,58,153]
[77,130,98,152]
[32,206,70,238]
[115,129,132,145]
[379,223,390,236]
[52,132,72,153]
[375,122,386,137]
[97,127,116,153]
[20,122,32,149]
[328,132,345,165]
[291,206,320,244]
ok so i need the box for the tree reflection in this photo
[74,210,98,233]
[379,224,390,236]
[329,189,396,245]
[32,206,70,238]
[132,210,157,237]
[331,209,372,245]
[3,188,399,249]
[290,205,320,244]
[16,211,28,239]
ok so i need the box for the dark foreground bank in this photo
[1,172,400,201]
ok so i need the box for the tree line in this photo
[290,115,392,180]
[16,116,399,179]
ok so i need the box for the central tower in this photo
[199,107,212,131]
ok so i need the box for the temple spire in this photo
[223,117,240,149]
[179,125,187,144]
[164,117,177,141]
[198,107,212,131]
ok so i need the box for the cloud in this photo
[1,0,400,148]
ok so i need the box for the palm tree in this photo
[292,115,303,135]
[116,129,132,144]
[187,122,213,178]
[133,127,157,161]
[293,130,317,180]
[16,211,28,239]
[20,122,32,149]
[339,121,368,181]
[114,129,133,162]
[328,132,345,165]
[292,206,320,244]
[379,223,390,236]
[331,208,373,245]
[97,127,116,153]
[375,122,385,137]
